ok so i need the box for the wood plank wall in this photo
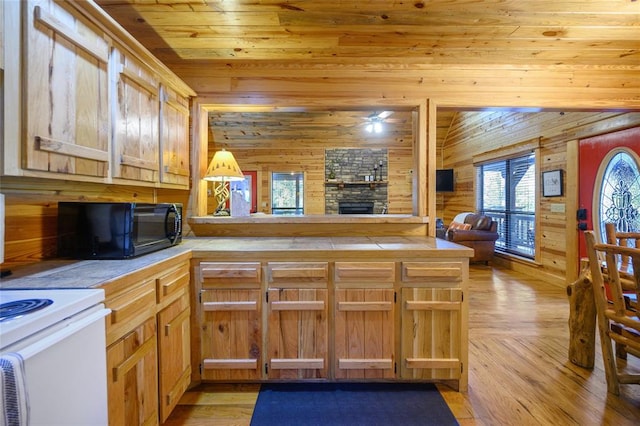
[440,111,640,285]
[204,147,414,215]
[0,176,189,269]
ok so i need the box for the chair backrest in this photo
[605,222,640,275]
[585,231,640,326]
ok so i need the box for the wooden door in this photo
[112,44,159,183]
[334,288,395,379]
[267,288,328,379]
[24,0,109,178]
[400,287,463,382]
[200,289,263,380]
[159,85,190,188]
[578,127,640,258]
[106,317,158,426]
[157,292,191,423]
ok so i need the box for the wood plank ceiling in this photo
[93,0,639,148]
[95,0,638,67]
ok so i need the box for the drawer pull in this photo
[203,359,258,369]
[271,301,325,311]
[159,265,189,297]
[109,286,155,324]
[338,359,393,370]
[337,301,392,311]
[405,358,460,372]
[270,359,324,369]
[271,268,327,279]
[203,301,257,311]
[405,267,461,278]
[405,301,461,311]
[113,335,156,382]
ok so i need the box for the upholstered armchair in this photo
[445,212,499,263]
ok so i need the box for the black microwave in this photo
[58,202,182,259]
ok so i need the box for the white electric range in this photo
[0,288,110,425]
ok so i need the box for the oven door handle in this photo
[16,308,111,360]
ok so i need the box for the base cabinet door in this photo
[200,288,263,380]
[334,288,395,379]
[267,288,328,379]
[106,317,158,426]
[157,292,191,423]
[400,287,464,382]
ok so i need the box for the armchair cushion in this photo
[448,221,471,231]
[446,213,499,263]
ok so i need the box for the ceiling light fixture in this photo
[365,117,383,134]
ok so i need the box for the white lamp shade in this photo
[204,149,244,181]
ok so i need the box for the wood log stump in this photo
[566,261,596,368]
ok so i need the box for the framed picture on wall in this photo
[542,169,563,197]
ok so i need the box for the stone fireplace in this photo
[325,148,388,214]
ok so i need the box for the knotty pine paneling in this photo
[440,111,640,285]
[204,147,414,215]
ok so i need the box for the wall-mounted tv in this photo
[436,169,454,192]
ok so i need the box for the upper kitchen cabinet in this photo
[111,44,160,184]
[159,85,191,188]
[1,0,195,187]
[23,0,110,180]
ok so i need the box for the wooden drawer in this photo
[104,279,156,346]
[401,261,463,284]
[267,262,328,287]
[199,262,262,288]
[334,262,395,286]
[156,260,190,306]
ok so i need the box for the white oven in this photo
[0,289,110,425]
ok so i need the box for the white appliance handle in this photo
[17,308,111,360]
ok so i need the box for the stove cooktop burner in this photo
[0,298,54,322]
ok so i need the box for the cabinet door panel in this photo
[112,45,159,183]
[267,288,328,379]
[201,289,262,380]
[334,288,394,379]
[159,85,190,187]
[106,317,158,426]
[400,288,462,381]
[158,292,191,423]
[25,0,109,177]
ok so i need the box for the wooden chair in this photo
[605,222,640,290]
[604,223,640,360]
[584,231,640,395]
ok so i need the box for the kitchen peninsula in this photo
[1,235,472,423]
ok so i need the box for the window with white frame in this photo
[271,172,304,215]
[477,153,536,258]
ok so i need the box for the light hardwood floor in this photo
[164,265,640,426]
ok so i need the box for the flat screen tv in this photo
[436,169,454,192]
